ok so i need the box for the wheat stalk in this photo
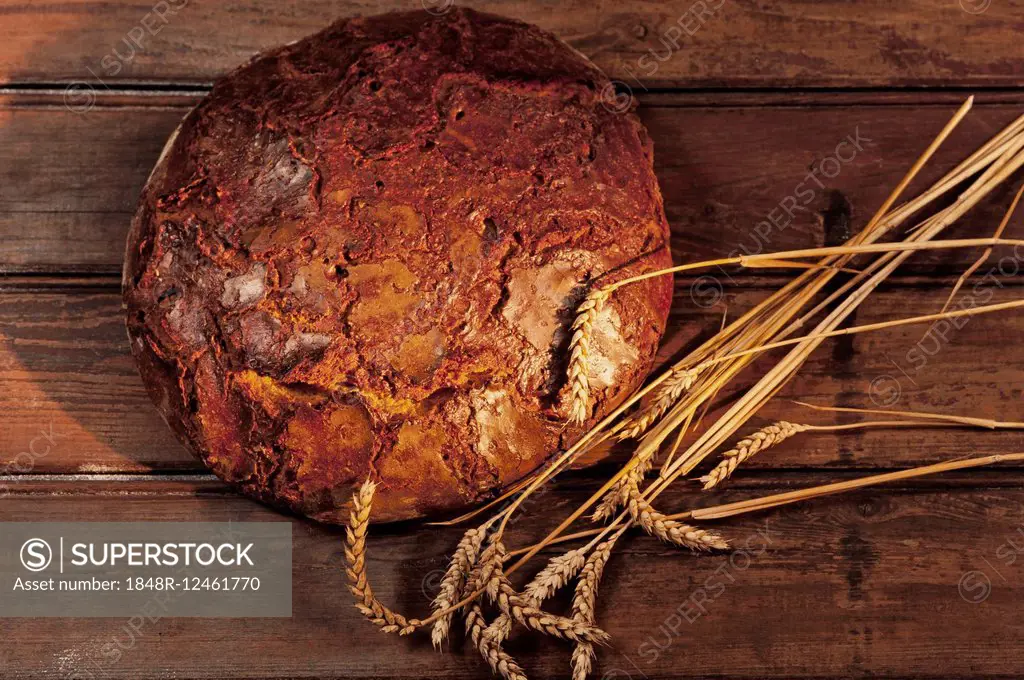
[623,481,728,551]
[940,183,1024,313]
[699,415,997,490]
[647,101,1024,501]
[520,143,1024,575]
[481,634,529,680]
[431,524,490,647]
[568,288,610,424]
[793,400,1024,429]
[687,452,1024,521]
[505,451,1024,563]
[590,484,625,523]
[572,237,1024,300]
[591,453,655,523]
[701,421,810,489]
[570,634,596,680]
[482,612,515,646]
[503,193,1008,556]
[478,540,507,602]
[596,394,705,523]
[345,480,421,634]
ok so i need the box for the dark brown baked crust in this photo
[123,8,673,523]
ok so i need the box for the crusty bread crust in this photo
[123,8,672,523]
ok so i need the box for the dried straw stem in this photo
[792,400,1024,430]
[685,452,1024,521]
[940,183,1024,313]
[345,480,421,635]
[686,297,1024,378]
[429,475,536,527]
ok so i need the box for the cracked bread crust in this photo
[123,8,673,523]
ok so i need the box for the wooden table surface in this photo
[3,1,1024,678]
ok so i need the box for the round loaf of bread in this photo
[123,8,673,523]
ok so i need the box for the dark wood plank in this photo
[3,476,1024,678]
[0,93,189,274]
[4,91,1024,275]
[3,278,1023,475]
[2,0,1023,88]
[0,281,190,473]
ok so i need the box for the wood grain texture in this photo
[1,0,1022,88]
[2,279,1022,476]
[4,91,1024,274]
[3,477,1024,678]
[3,2,1024,677]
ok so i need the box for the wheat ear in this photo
[479,620,529,680]
[490,573,609,645]
[591,488,623,524]
[492,579,609,645]
[570,538,616,680]
[617,366,701,441]
[623,481,728,551]
[464,565,528,680]
[345,480,421,634]
[701,421,810,490]
[568,288,610,424]
[593,436,671,523]
[431,525,489,647]
[485,547,588,645]
[523,547,588,602]
[592,457,652,523]
[481,540,608,645]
